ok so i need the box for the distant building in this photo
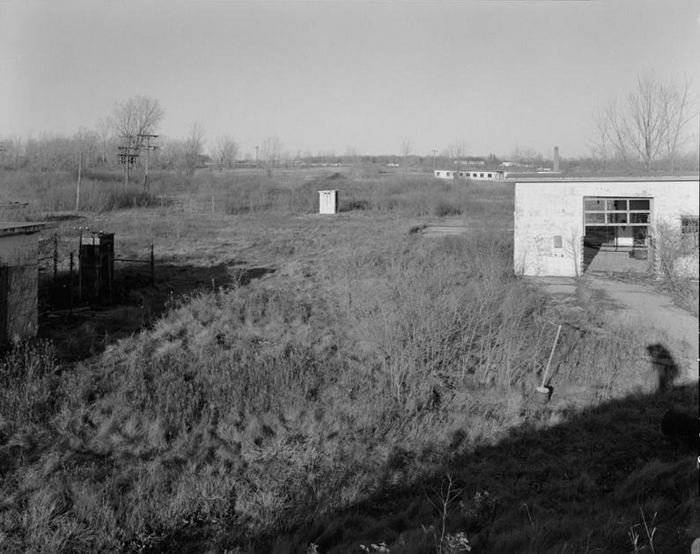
[435,169,505,181]
[514,177,699,277]
[434,170,456,179]
[0,222,47,346]
[456,158,486,167]
[457,170,505,181]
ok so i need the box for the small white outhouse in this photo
[318,190,339,214]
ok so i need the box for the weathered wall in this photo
[0,233,40,342]
[0,233,37,266]
[514,179,699,277]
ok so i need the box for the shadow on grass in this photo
[38,261,274,361]
[647,343,681,393]
[239,383,697,553]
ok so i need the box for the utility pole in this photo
[118,135,139,190]
[75,151,82,212]
[255,145,259,174]
[138,133,158,190]
[432,148,438,170]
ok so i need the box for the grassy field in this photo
[0,166,697,553]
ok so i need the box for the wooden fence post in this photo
[53,234,58,283]
[69,252,74,316]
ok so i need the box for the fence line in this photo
[38,231,156,311]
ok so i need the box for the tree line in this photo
[0,96,240,179]
[2,73,697,178]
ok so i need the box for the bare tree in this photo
[661,77,693,172]
[260,136,283,167]
[510,146,542,166]
[184,123,206,177]
[95,117,114,165]
[213,135,239,171]
[111,96,164,154]
[158,137,186,173]
[0,136,23,168]
[590,108,610,169]
[400,137,413,158]
[73,127,98,167]
[596,72,696,172]
[447,139,468,160]
[624,73,666,170]
[111,96,163,186]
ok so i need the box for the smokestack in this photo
[553,146,560,173]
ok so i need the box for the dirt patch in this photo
[418,217,511,238]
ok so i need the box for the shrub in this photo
[0,339,59,427]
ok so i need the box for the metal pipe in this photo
[540,324,562,389]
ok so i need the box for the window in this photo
[629,199,650,210]
[584,196,651,227]
[584,198,605,211]
[487,173,492,178]
[607,213,628,224]
[479,173,484,178]
[606,199,627,211]
[681,216,699,248]
[630,213,649,224]
[585,212,606,224]
[553,235,562,248]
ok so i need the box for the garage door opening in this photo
[583,197,652,273]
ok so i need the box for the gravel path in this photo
[587,277,698,379]
[534,275,698,382]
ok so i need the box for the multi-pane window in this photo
[583,197,651,226]
[584,196,652,250]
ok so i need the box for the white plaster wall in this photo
[514,179,699,277]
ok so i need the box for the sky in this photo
[1,0,699,159]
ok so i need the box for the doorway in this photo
[583,197,652,273]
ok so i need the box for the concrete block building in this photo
[0,222,46,345]
[514,177,699,277]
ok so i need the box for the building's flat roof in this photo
[0,222,48,237]
[515,176,699,183]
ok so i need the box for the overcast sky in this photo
[1,0,699,159]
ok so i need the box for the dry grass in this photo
[0,166,697,552]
